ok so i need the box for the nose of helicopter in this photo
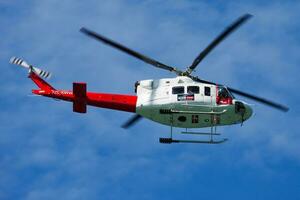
[234,100,253,122]
[243,103,253,120]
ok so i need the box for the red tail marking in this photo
[29,72,55,91]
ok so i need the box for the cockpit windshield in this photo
[217,86,234,99]
[217,85,234,105]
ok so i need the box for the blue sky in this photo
[0,1,299,199]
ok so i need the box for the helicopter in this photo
[10,13,288,144]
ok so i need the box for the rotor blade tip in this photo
[9,57,16,64]
[80,27,89,34]
[282,107,289,112]
[243,13,253,20]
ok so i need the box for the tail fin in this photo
[29,72,55,91]
[10,56,55,91]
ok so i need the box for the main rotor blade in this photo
[227,87,289,112]
[122,114,143,129]
[80,27,179,73]
[191,76,289,112]
[189,76,217,85]
[186,13,252,74]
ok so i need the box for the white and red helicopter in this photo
[11,14,288,144]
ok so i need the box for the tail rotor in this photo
[10,57,52,79]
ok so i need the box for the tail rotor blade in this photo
[32,67,52,79]
[10,57,30,68]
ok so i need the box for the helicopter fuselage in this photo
[136,76,253,128]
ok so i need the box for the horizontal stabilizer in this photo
[73,82,87,113]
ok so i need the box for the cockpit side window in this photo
[187,86,199,94]
[204,86,211,96]
[172,86,184,94]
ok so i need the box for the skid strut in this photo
[159,112,228,144]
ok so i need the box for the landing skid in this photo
[159,114,227,145]
[159,137,228,144]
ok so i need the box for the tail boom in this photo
[86,92,137,113]
[29,71,137,113]
[33,90,138,113]
[31,84,137,114]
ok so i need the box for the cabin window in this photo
[178,116,187,122]
[187,86,199,94]
[172,86,184,94]
[204,86,211,96]
[192,115,199,123]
